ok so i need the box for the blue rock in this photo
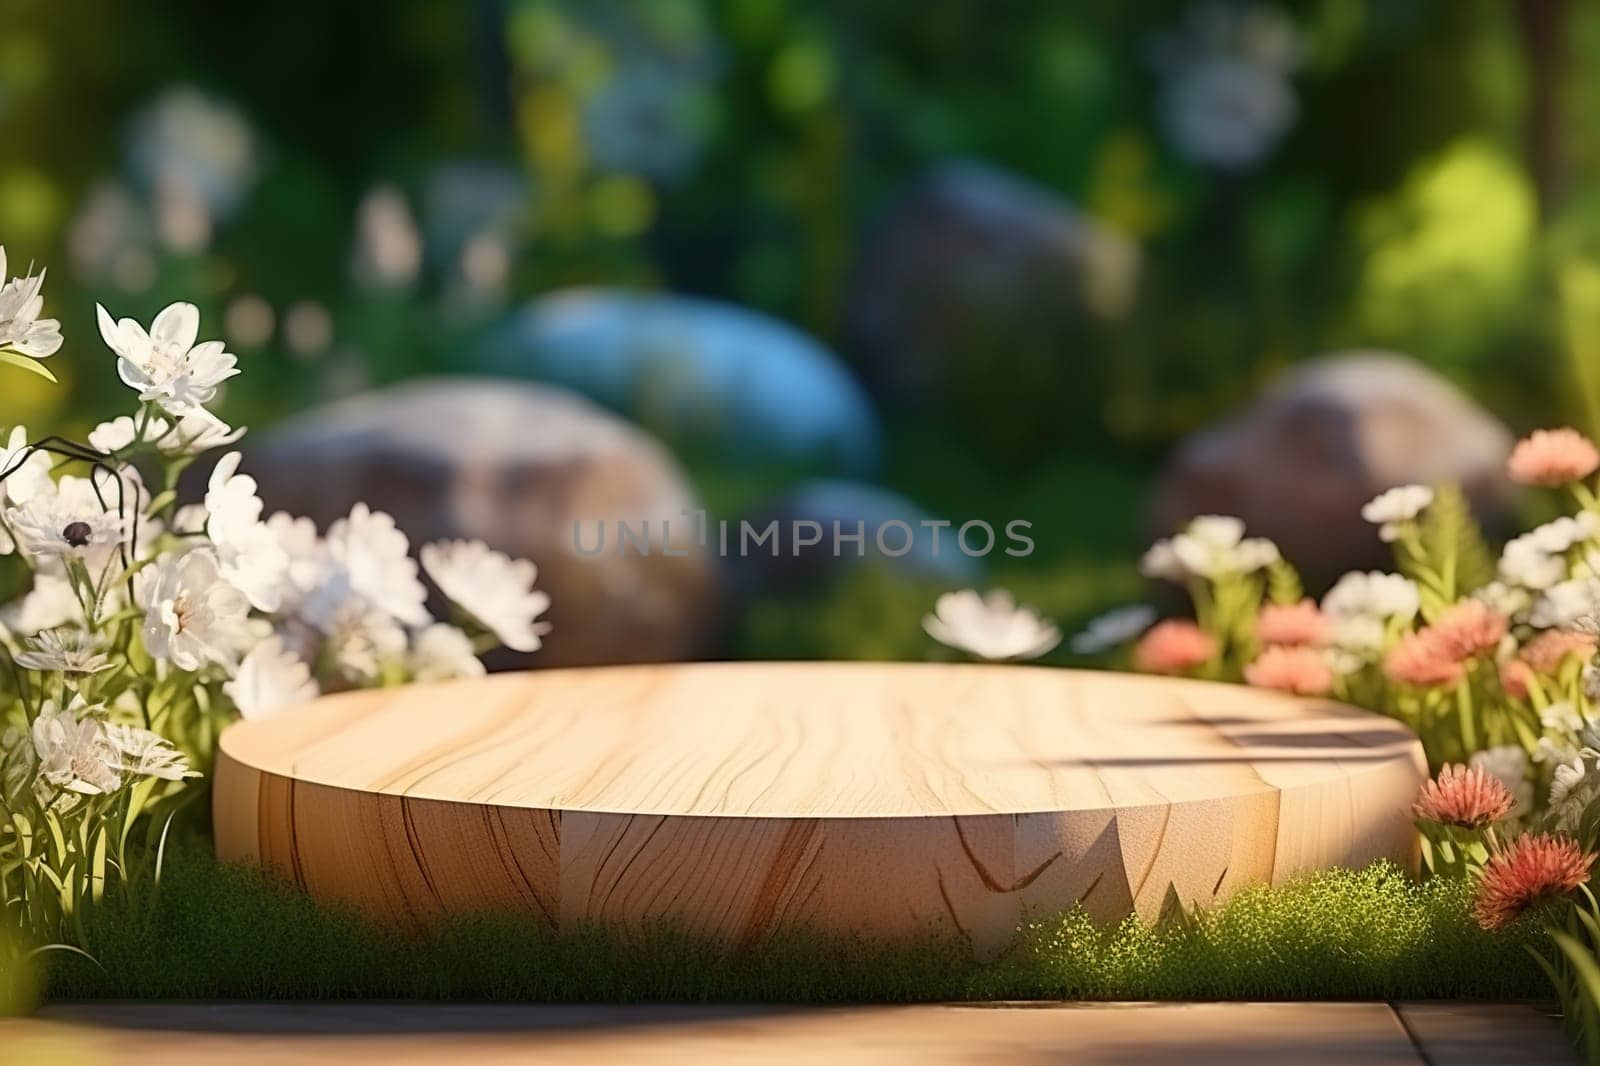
[483,289,880,473]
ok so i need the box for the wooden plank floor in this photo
[215,663,1427,953]
[2,1002,1576,1065]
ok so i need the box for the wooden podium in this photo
[213,662,1426,954]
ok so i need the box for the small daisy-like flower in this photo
[923,588,1060,662]
[223,635,320,720]
[13,628,113,674]
[1509,428,1600,487]
[1069,604,1156,654]
[1360,485,1434,542]
[204,452,288,612]
[310,504,429,629]
[1322,571,1421,622]
[1243,645,1333,695]
[6,479,130,570]
[1256,599,1332,647]
[421,539,552,653]
[1133,619,1217,675]
[1383,632,1466,689]
[1158,515,1279,580]
[141,548,252,672]
[31,699,121,797]
[1412,764,1515,829]
[1427,600,1509,661]
[408,623,487,683]
[96,301,239,420]
[0,247,63,359]
[104,723,198,781]
[1474,832,1595,930]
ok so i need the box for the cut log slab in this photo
[213,663,1427,955]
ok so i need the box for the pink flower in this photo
[1383,632,1466,689]
[1413,764,1515,829]
[1133,620,1216,675]
[1500,658,1535,700]
[1474,832,1595,930]
[1256,599,1333,648]
[1244,645,1333,695]
[1427,601,1508,661]
[1519,629,1598,675]
[1508,428,1600,487]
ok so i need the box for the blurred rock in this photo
[730,479,981,599]
[1149,352,1516,581]
[245,378,723,668]
[844,161,1139,458]
[483,289,879,473]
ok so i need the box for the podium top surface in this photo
[217,662,1424,819]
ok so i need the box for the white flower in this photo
[1330,613,1387,657]
[223,636,319,720]
[1070,604,1157,654]
[1533,513,1600,553]
[89,413,167,455]
[1470,745,1533,816]
[1148,515,1278,581]
[141,548,252,672]
[160,411,246,455]
[922,588,1061,661]
[1500,534,1570,591]
[0,425,52,553]
[32,700,121,797]
[104,723,197,781]
[1531,578,1600,630]
[6,476,130,570]
[322,605,407,683]
[0,247,63,358]
[1536,735,1581,766]
[1474,580,1532,618]
[1322,571,1420,622]
[14,629,113,674]
[408,623,486,683]
[421,539,550,652]
[204,452,287,611]
[306,504,428,629]
[1542,700,1586,735]
[1139,539,1186,582]
[96,301,238,419]
[1360,485,1433,543]
[263,511,325,615]
[1551,757,1589,810]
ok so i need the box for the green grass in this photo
[40,843,1549,1003]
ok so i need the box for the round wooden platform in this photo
[213,662,1427,954]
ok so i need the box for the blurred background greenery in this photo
[3,0,1599,659]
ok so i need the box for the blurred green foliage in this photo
[6,0,1600,645]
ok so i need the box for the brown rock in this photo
[1149,352,1515,581]
[244,378,722,668]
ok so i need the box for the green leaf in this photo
[1266,558,1304,606]
[0,350,58,383]
[1399,482,1495,603]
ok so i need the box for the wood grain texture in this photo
[213,663,1427,954]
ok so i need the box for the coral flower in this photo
[1383,632,1466,689]
[1133,620,1216,675]
[1499,658,1535,700]
[1412,764,1515,829]
[1474,832,1596,930]
[1508,428,1600,487]
[1519,629,1598,675]
[1244,645,1333,695]
[1426,600,1509,661]
[1256,599,1333,648]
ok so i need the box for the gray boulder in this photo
[845,161,1139,457]
[244,378,723,668]
[1149,352,1516,581]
